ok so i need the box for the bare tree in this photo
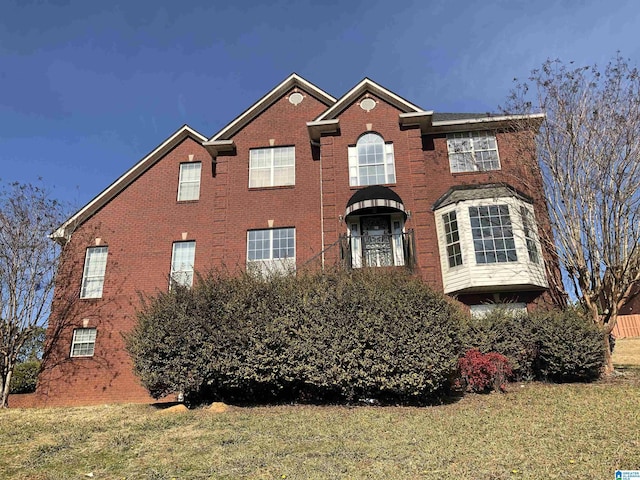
[504,54,640,373]
[0,182,68,407]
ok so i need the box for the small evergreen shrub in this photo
[10,361,40,394]
[458,349,512,393]
[127,269,466,405]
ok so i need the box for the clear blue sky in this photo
[2,0,640,211]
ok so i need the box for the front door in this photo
[361,216,393,267]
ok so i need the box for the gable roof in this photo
[52,125,208,241]
[206,73,336,143]
[314,77,426,122]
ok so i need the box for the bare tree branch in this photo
[503,54,640,373]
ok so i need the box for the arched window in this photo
[348,133,396,186]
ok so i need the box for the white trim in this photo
[432,113,546,128]
[314,78,425,122]
[70,328,97,357]
[209,73,336,141]
[53,125,208,240]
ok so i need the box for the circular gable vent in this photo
[289,92,304,106]
[360,98,376,112]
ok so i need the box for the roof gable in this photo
[207,73,336,142]
[53,125,208,240]
[314,78,425,121]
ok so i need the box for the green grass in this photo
[1,343,639,480]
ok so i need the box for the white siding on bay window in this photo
[435,196,548,294]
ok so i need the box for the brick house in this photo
[36,74,560,406]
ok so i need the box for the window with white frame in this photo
[348,133,396,186]
[469,303,527,318]
[442,211,463,268]
[447,131,500,173]
[170,241,196,289]
[249,146,295,188]
[80,246,108,299]
[469,205,517,264]
[177,162,202,201]
[247,228,295,274]
[520,206,540,263]
[70,328,97,357]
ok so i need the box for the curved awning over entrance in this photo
[345,185,406,217]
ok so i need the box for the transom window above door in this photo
[348,133,396,186]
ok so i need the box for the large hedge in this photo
[463,307,605,382]
[127,269,466,404]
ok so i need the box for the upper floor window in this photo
[447,131,500,173]
[70,328,97,357]
[177,162,202,201]
[348,133,396,186]
[442,211,463,268]
[80,246,108,299]
[247,227,295,275]
[170,241,196,289]
[249,146,295,188]
[469,205,517,264]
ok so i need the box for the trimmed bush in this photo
[127,269,466,404]
[10,361,40,394]
[458,349,512,393]
[463,307,605,383]
[462,308,537,380]
[530,309,605,382]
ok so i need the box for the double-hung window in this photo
[247,228,295,275]
[170,241,196,289]
[80,246,108,299]
[348,133,396,186]
[177,162,202,201]
[70,328,97,357]
[249,146,295,188]
[469,205,517,264]
[442,211,463,268]
[447,131,500,173]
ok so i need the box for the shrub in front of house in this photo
[529,309,605,382]
[463,307,605,382]
[462,308,537,381]
[127,269,466,405]
[458,349,512,393]
[9,361,40,394]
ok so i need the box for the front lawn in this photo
[2,371,640,479]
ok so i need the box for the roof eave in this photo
[52,125,208,240]
[315,78,425,122]
[306,119,340,142]
[399,111,434,134]
[428,113,546,134]
[209,73,336,142]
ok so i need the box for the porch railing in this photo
[339,230,415,270]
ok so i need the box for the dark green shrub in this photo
[462,308,537,380]
[10,361,40,394]
[127,269,466,404]
[463,306,605,383]
[530,309,605,382]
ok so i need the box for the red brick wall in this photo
[39,88,331,406]
[39,86,559,407]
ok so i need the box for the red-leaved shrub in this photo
[458,349,512,393]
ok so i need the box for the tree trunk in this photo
[603,333,614,375]
[1,371,12,408]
